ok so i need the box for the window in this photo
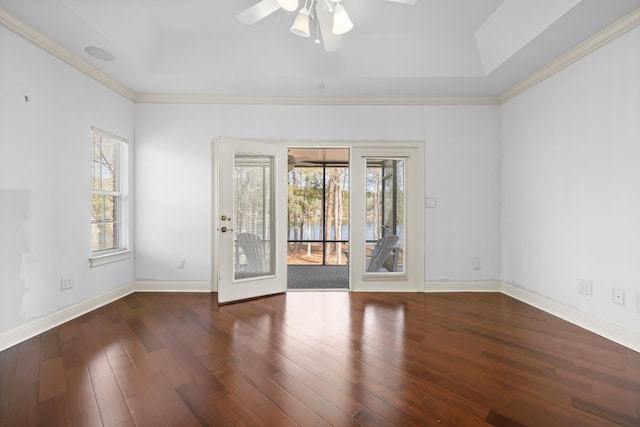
[90,127,130,265]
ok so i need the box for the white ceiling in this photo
[1,0,639,98]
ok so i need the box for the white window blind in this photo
[91,127,128,254]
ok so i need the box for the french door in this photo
[213,138,288,303]
[350,145,424,291]
[213,139,424,298]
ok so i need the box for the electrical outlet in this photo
[637,294,640,313]
[473,258,481,270]
[612,288,625,305]
[61,276,74,291]
[577,279,592,296]
[178,258,185,269]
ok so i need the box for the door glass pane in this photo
[234,154,275,280]
[365,159,404,273]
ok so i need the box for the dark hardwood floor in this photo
[1,291,639,426]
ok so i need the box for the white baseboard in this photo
[134,281,212,292]
[0,282,136,352]
[501,283,640,354]
[0,281,212,352]
[424,281,503,292]
[425,280,640,354]
[2,280,638,354]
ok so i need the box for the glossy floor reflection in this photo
[1,292,639,426]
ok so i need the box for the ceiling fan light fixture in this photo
[238,0,415,52]
[332,3,353,35]
[290,7,311,37]
[277,0,299,12]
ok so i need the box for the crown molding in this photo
[134,93,500,106]
[2,6,639,106]
[0,8,136,102]
[500,7,640,103]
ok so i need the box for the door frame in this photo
[212,138,425,292]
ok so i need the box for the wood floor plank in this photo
[60,336,86,371]
[125,318,164,353]
[39,357,66,402]
[572,396,640,427]
[229,357,323,427]
[154,329,228,398]
[219,371,297,426]
[355,374,453,426]
[150,348,193,389]
[144,370,201,427]
[1,291,640,426]
[40,332,62,362]
[5,382,39,427]
[213,392,270,427]
[270,370,362,426]
[64,366,102,427]
[108,353,150,399]
[175,381,232,426]
[317,367,424,427]
[275,354,364,417]
[0,344,19,425]
[117,330,161,377]
[14,336,41,386]
[125,392,169,427]
[91,370,133,426]
[38,394,70,427]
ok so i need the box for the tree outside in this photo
[288,166,349,265]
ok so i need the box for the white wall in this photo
[0,26,135,336]
[134,104,501,284]
[2,2,639,350]
[501,26,640,333]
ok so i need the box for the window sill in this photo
[90,250,132,267]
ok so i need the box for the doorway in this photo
[287,147,350,290]
[212,138,424,300]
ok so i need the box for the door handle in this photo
[220,226,233,233]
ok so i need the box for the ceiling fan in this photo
[237,0,418,53]
[288,154,319,171]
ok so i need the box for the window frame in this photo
[89,127,131,267]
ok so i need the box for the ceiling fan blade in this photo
[386,0,418,4]
[237,0,282,25]
[316,0,343,52]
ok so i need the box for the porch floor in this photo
[287,265,349,289]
